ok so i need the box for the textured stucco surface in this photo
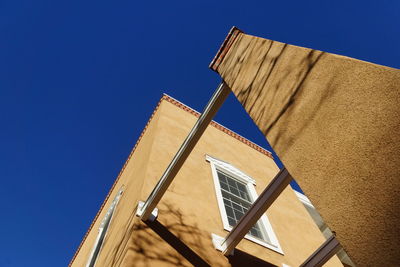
[211,28,400,266]
[70,97,342,266]
[69,99,163,267]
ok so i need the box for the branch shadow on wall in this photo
[124,202,212,266]
[232,44,337,157]
[121,202,277,267]
[144,219,211,267]
[145,220,278,267]
[227,249,277,267]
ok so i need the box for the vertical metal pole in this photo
[222,168,293,255]
[139,82,231,221]
[300,235,341,267]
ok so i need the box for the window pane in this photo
[223,198,232,207]
[239,190,250,201]
[234,209,244,220]
[250,228,262,238]
[227,177,236,187]
[230,186,240,196]
[218,172,227,183]
[221,190,230,199]
[227,216,236,226]
[236,183,246,192]
[220,182,229,191]
[232,202,242,212]
[225,206,234,218]
[217,170,270,242]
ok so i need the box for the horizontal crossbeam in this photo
[139,82,230,221]
[221,168,293,255]
[300,235,341,267]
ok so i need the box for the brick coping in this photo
[162,94,273,159]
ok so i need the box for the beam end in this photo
[136,201,158,222]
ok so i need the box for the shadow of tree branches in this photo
[232,42,338,156]
[103,201,277,266]
[125,202,214,267]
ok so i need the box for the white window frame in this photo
[206,155,283,254]
[86,186,124,267]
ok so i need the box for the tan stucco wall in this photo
[70,101,163,266]
[71,97,343,267]
[211,28,400,266]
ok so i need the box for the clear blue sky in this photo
[0,0,399,266]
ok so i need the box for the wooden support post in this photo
[300,235,341,267]
[221,168,293,255]
[138,82,230,221]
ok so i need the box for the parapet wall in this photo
[211,27,400,266]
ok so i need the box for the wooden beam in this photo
[300,235,341,267]
[139,82,230,221]
[221,168,293,255]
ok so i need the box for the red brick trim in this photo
[163,94,273,159]
[68,93,273,266]
[209,26,243,72]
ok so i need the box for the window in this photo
[218,170,268,240]
[86,186,124,267]
[206,155,283,254]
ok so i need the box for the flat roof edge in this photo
[209,26,243,72]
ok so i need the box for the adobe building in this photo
[69,95,345,267]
